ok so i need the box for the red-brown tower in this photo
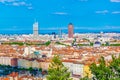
[68,23,74,38]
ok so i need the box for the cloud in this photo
[52,12,68,15]
[112,11,120,14]
[0,0,33,9]
[104,26,120,29]
[12,1,26,6]
[53,12,68,15]
[110,0,120,2]
[95,10,109,14]
[95,10,120,15]
[28,6,33,10]
[0,0,16,3]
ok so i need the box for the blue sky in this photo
[0,0,120,32]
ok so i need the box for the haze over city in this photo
[0,0,120,34]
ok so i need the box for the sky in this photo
[0,0,120,33]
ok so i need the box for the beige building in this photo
[39,61,50,70]
[0,57,17,66]
[18,58,32,68]
[32,60,40,68]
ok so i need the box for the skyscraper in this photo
[68,23,74,38]
[33,21,39,37]
[59,28,62,38]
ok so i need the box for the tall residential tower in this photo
[33,21,39,37]
[68,23,74,38]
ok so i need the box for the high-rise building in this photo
[68,23,74,38]
[59,28,62,38]
[33,21,39,37]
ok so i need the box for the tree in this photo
[45,41,51,46]
[90,42,93,46]
[39,68,42,72]
[28,67,37,76]
[109,55,120,79]
[80,76,90,80]
[90,56,114,80]
[28,67,34,76]
[88,55,120,80]
[47,55,72,80]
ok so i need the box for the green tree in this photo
[80,76,90,80]
[39,68,42,72]
[90,56,113,80]
[45,41,50,46]
[47,55,72,80]
[90,42,93,46]
[28,67,34,76]
[87,55,120,80]
[109,55,120,79]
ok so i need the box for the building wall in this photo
[40,62,50,70]
[25,60,32,69]
[32,60,40,68]
[11,58,18,66]
[63,62,92,78]
[18,59,51,69]
[72,63,84,77]
[63,62,73,72]
[18,59,23,68]
[63,62,84,77]
[0,57,3,64]
[18,59,32,68]
[0,57,17,66]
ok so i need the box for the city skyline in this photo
[0,0,120,79]
[0,0,120,33]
